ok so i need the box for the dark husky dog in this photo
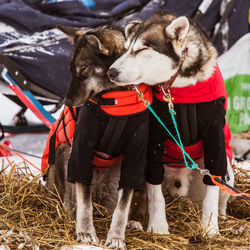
[45,26,150,249]
[108,11,234,236]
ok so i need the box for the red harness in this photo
[155,65,233,168]
[41,84,152,173]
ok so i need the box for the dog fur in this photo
[108,11,234,236]
[45,26,150,249]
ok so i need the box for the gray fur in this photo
[108,11,218,87]
[108,11,235,237]
[45,26,146,249]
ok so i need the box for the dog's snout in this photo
[107,68,119,80]
[64,97,73,107]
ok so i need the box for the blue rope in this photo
[169,109,188,167]
[146,103,198,169]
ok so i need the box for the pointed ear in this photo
[165,16,189,42]
[56,25,86,40]
[86,34,110,55]
[124,20,142,38]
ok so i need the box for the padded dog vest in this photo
[154,65,233,168]
[41,84,152,172]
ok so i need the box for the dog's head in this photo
[107,12,190,86]
[107,11,217,87]
[58,26,125,107]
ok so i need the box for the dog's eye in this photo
[138,48,146,52]
[80,65,88,73]
[134,46,148,54]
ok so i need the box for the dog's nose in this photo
[64,97,73,107]
[107,68,119,80]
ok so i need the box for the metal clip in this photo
[199,169,211,177]
[134,86,150,106]
[161,86,176,113]
[168,102,174,111]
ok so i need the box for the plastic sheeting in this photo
[0,0,249,96]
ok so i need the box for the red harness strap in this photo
[90,84,152,115]
[41,84,153,173]
[211,176,250,200]
[155,66,233,168]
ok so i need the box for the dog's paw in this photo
[147,221,169,234]
[127,220,143,231]
[105,236,126,250]
[76,232,99,244]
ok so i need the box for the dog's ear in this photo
[86,34,111,56]
[56,25,86,40]
[125,20,141,38]
[165,16,189,46]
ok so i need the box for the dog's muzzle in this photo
[106,68,119,81]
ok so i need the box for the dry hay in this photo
[233,131,250,140]
[0,161,249,249]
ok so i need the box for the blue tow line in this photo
[146,103,198,170]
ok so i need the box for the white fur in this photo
[146,182,169,234]
[86,77,104,93]
[109,16,217,88]
[163,166,192,197]
[94,67,103,74]
[219,157,234,216]
[202,185,220,236]
[105,188,133,249]
[164,157,234,237]
[201,158,234,236]
[165,16,189,41]
[75,183,99,244]
[110,42,177,85]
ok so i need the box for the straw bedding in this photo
[0,161,249,249]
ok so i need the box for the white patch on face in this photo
[109,38,177,86]
[132,39,144,52]
[76,66,81,74]
[86,77,104,94]
[94,67,103,75]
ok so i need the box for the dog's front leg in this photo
[147,182,169,234]
[105,188,134,249]
[75,182,99,244]
[202,185,220,236]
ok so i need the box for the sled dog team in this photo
[42,11,234,249]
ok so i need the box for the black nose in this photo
[107,68,119,80]
[174,180,182,188]
[64,97,73,107]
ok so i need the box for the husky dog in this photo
[107,11,234,236]
[44,26,152,249]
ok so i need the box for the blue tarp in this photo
[0,0,249,96]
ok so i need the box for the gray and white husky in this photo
[45,25,152,250]
[107,11,234,236]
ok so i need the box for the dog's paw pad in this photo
[105,237,126,250]
[127,220,143,231]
